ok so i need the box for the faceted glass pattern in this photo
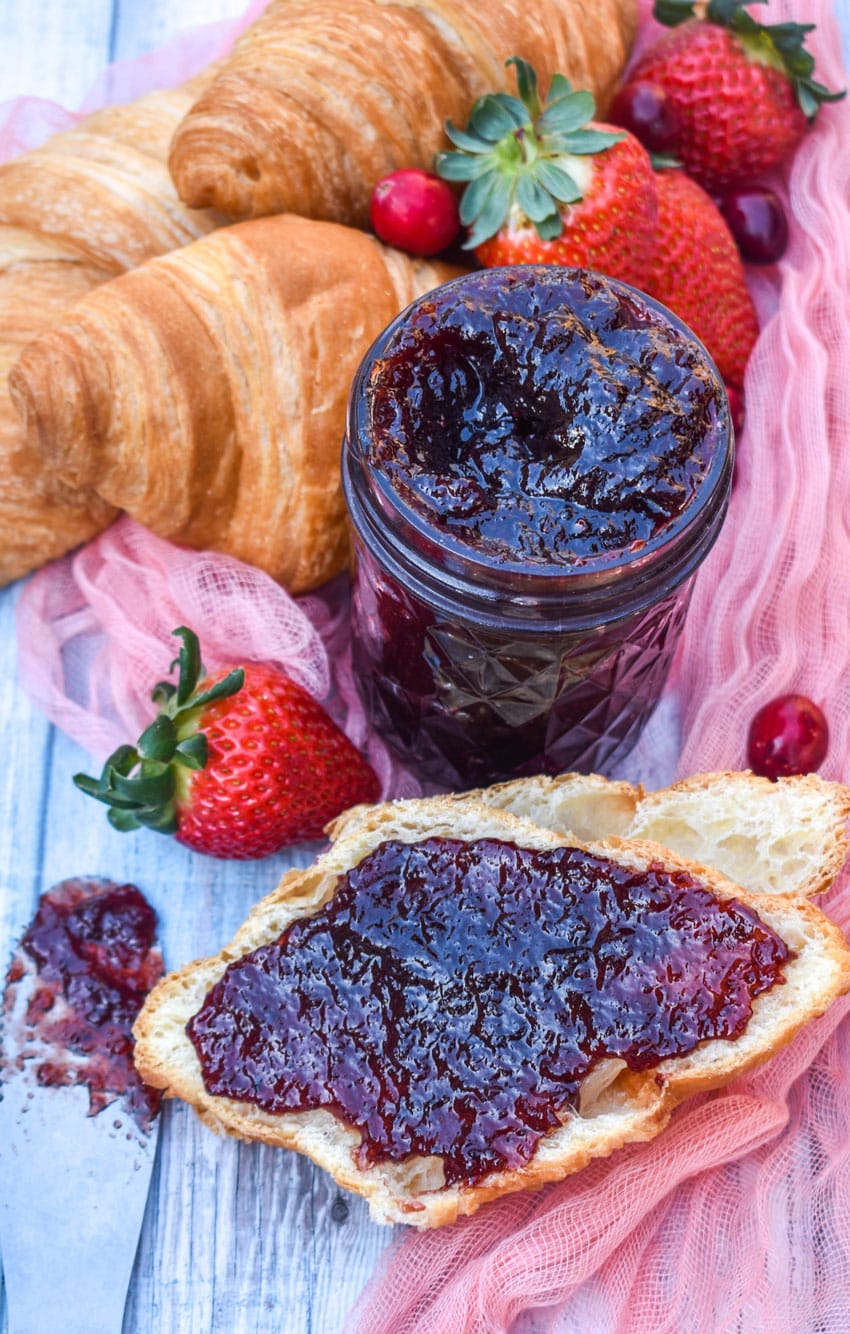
[351,543,692,788]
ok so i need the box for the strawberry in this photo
[627,0,844,191]
[435,58,658,286]
[73,627,380,859]
[642,168,759,389]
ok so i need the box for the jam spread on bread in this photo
[187,839,790,1187]
[9,877,163,1127]
[366,267,723,568]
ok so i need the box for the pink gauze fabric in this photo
[6,0,850,1330]
[14,517,419,800]
[348,3,850,1332]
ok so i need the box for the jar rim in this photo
[344,266,733,610]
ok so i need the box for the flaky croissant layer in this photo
[9,214,460,592]
[0,72,221,274]
[169,0,638,224]
[0,228,118,586]
[0,74,222,587]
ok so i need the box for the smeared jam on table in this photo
[367,267,722,567]
[4,877,163,1129]
[187,839,790,1186]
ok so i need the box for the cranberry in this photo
[747,694,829,781]
[718,187,789,264]
[725,383,745,437]
[370,169,460,257]
[609,80,681,153]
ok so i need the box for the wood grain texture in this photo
[0,9,395,1332]
[0,0,245,107]
[3,2,850,1332]
[111,0,247,64]
[0,1,114,108]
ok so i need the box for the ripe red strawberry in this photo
[435,57,658,286]
[642,169,758,389]
[74,627,380,859]
[627,0,844,191]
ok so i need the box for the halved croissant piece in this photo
[9,214,461,592]
[169,0,638,224]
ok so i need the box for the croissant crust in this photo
[169,0,638,224]
[0,75,223,586]
[0,72,221,274]
[9,215,461,593]
[0,227,117,586]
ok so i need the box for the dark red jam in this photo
[349,548,693,786]
[343,267,733,787]
[187,838,788,1187]
[6,877,164,1129]
[367,267,722,569]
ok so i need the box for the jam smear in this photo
[187,838,790,1187]
[368,268,723,567]
[5,877,164,1129]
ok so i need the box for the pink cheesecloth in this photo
[6,1,850,1329]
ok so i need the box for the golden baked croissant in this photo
[0,227,117,585]
[9,214,461,592]
[0,70,221,274]
[169,0,638,224]
[0,74,225,585]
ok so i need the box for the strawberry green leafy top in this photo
[434,58,623,248]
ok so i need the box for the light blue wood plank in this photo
[9,634,397,1334]
[4,3,850,1334]
[0,0,114,108]
[0,582,56,1334]
[111,0,248,63]
[0,583,54,969]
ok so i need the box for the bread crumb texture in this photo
[134,771,850,1227]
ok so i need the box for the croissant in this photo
[169,0,638,225]
[0,227,117,586]
[9,214,460,593]
[0,74,226,586]
[0,70,221,274]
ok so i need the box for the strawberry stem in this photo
[73,626,245,839]
[435,57,623,248]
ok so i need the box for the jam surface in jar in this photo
[4,877,164,1129]
[187,838,789,1187]
[344,267,733,787]
[366,267,724,569]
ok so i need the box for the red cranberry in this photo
[718,187,789,264]
[747,694,829,781]
[370,169,460,257]
[609,80,681,153]
[725,383,745,437]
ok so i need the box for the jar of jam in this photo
[342,266,733,789]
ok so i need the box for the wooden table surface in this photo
[2,3,850,1333]
[0,5,395,1332]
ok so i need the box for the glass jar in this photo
[342,266,733,789]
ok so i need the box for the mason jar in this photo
[342,266,733,789]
